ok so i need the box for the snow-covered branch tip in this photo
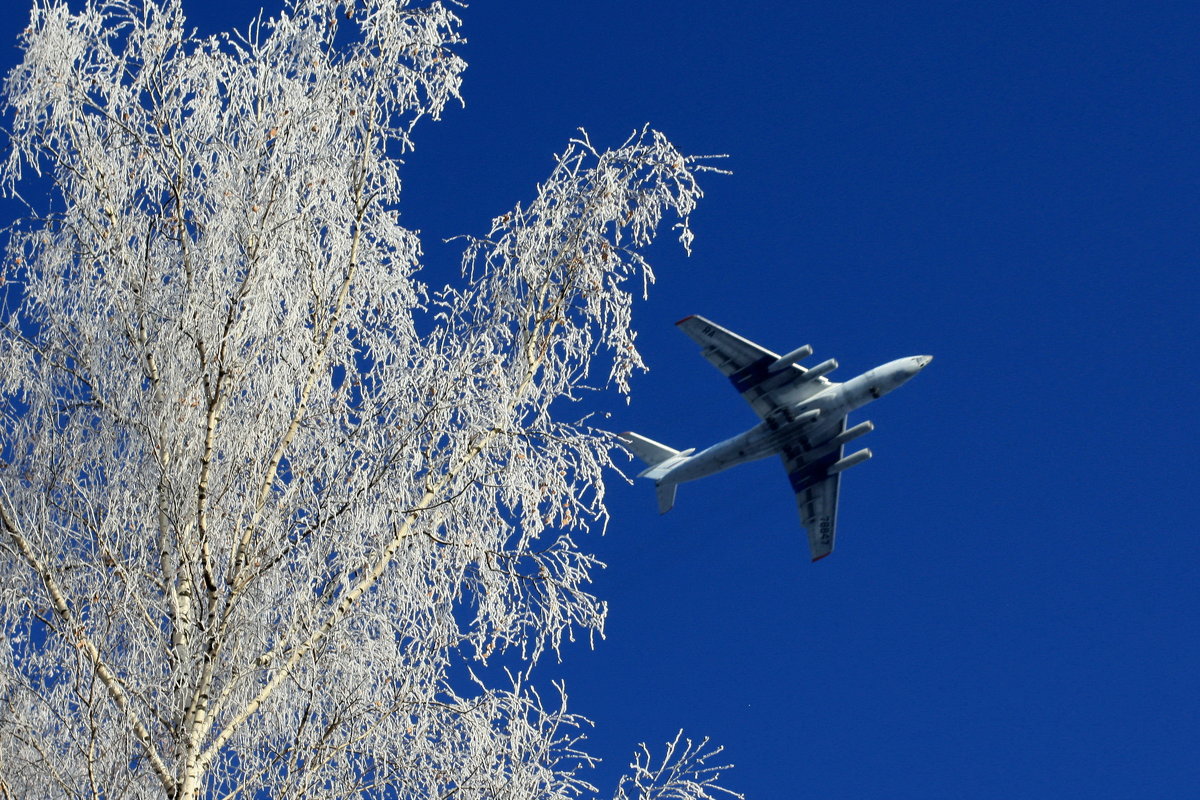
[615,732,744,800]
[454,126,725,396]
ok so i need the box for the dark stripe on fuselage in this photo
[728,354,776,394]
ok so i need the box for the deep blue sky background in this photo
[4,1,1198,797]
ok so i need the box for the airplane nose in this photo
[915,355,933,369]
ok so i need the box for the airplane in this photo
[619,315,931,561]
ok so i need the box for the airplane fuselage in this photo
[658,356,931,485]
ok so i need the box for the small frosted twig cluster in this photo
[615,732,745,800]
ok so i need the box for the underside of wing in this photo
[795,473,841,561]
[676,315,776,377]
[676,315,833,420]
[780,418,847,561]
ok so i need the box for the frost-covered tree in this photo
[0,0,737,798]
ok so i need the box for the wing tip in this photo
[811,552,832,562]
[674,314,697,326]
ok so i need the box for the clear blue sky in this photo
[4,1,1198,797]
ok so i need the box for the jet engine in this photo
[797,358,838,382]
[770,344,813,371]
[829,448,872,474]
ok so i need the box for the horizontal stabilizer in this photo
[618,432,680,467]
[656,481,678,514]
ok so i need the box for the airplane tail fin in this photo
[618,432,687,513]
[656,481,678,514]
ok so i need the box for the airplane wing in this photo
[676,315,833,421]
[779,417,847,561]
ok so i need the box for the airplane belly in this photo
[664,453,724,484]
[665,430,775,483]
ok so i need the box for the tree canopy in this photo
[0,1,732,798]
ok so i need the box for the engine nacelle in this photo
[829,448,872,474]
[770,344,813,371]
[791,408,821,425]
[832,420,874,447]
[799,421,873,463]
[797,357,837,382]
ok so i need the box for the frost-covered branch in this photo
[616,733,744,800]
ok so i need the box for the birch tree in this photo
[0,0,737,798]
